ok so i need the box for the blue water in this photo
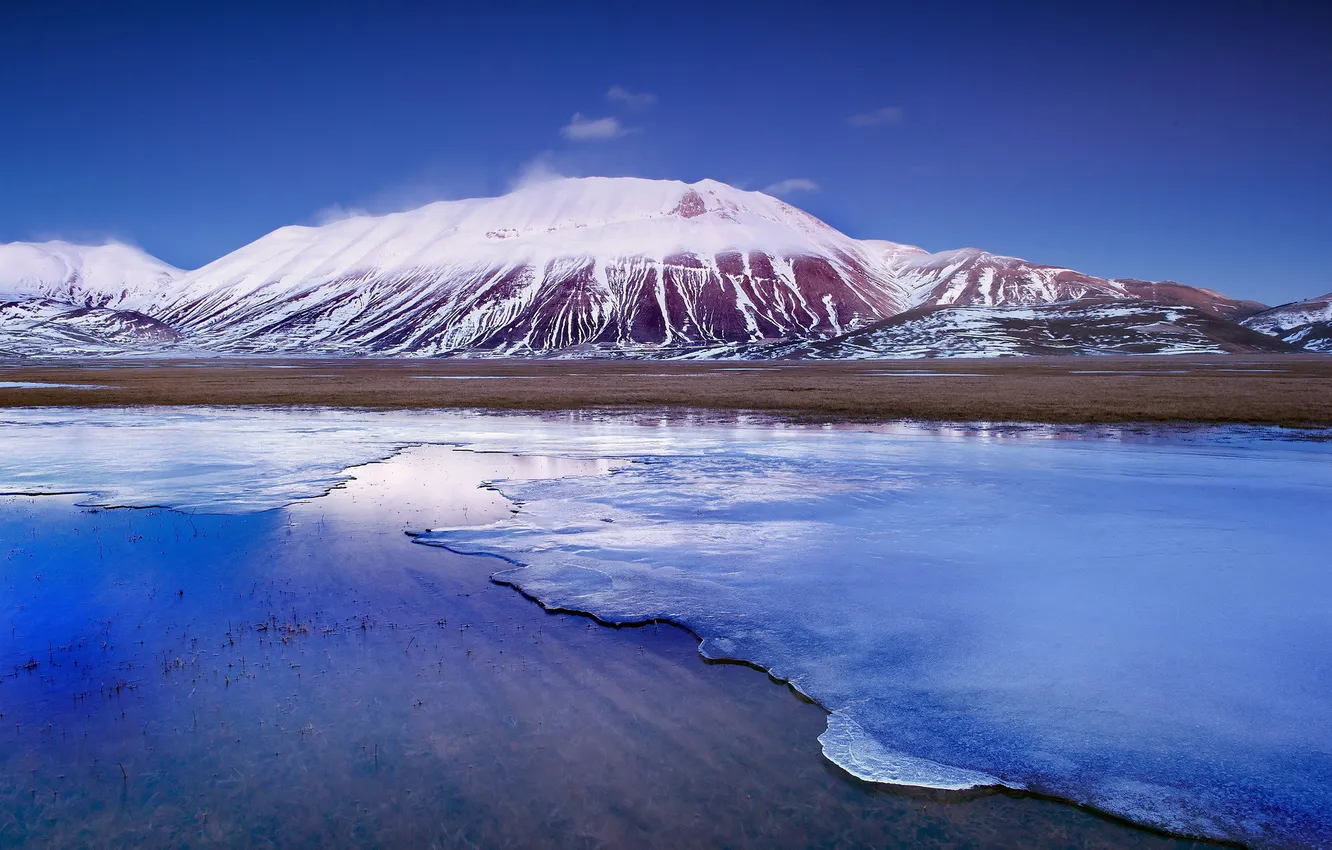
[2,408,1330,847]
[424,425,1332,848]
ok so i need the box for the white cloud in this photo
[762,178,819,197]
[605,85,658,109]
[509,154,569,191]
[30,230,145,250]
[313,203,370,225]
[848,106,905,127]
[304,168,490,224]
[560,113,632,141]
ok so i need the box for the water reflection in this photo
[0,445,1207,848]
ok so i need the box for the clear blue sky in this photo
[3,1,1328,303]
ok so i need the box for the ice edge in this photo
[421,541,1016,796]
[817,712,1008,791]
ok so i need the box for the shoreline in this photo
[0,481,1229,849]
[2,354,1331,426]
[0,460,1221,848]
[463,546,1237,848]
[0,483,1235,848]
[0,412,1300,845]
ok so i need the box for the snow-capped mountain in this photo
[0,298,179,357]
[146,178,1270,355]
[2,177,1320,358]
[0,241,182,310]
[153,178,910,354]
[875,244,1266,319]
[1241,292,1332,352]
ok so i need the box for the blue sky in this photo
[2,1,1329,303]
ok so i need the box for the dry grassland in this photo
[2,355,1330,427]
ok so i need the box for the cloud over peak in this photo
[848,106,904,127]
[509,154,569,191]
[313,203,370,225]
[762,178,819,197]
[605,85,658,109]
[560,113,632,141]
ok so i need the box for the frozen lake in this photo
[1,408,1328,847]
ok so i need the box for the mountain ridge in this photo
[1241,292,1332,352]
[149,178,909,354]
[0,241,181,310]
[0,177,1323,357]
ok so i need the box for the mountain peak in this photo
[0,240,181,309]
[0,179,1307,356]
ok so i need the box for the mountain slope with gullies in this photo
[151,178,912,355]
[5,177,1325,358]
[871,242,1267,320]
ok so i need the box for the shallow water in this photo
[0,382,107,390]
[1,408,1328,847]
[0,441,1206,848]
[428,425,1332,848]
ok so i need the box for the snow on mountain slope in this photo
[0,182,1294,359]
[0,297,179,357]
[753,299,1295,359]
[1241,293,1332,351]
[0,241,183,311]
[887,247,1266,319]
[1272,323,1332,352]
[860,239,932,268]
[1243,291,1332,333]
[155,177,911,354]
[896,248,1118,308]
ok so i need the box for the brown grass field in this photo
[2,355,1330,427]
